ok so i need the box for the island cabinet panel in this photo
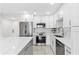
[18,39,33,55]
[50,35,56,54]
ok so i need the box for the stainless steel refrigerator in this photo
[19,22,33,37]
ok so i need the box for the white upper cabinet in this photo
[71,27,79,54]
[62,4,79,27]
[62,4,72,27]
[53,9,63,28]
[43,16,50,28]
[54,4,71,28]
[33,15,51,28]
[42,15,54,28]
[49,15,54,28]
[53,14,57,28]
[19,13,33,22]
[69,4,79,26]
[33,16,41,28]
[54,4,74,28]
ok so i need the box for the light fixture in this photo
[33,12,37,15]
[22,11,33,22]
[11,18,16,20]
[23,11,30,18]
[46,12,50,15]
[49,2,54,5]
[60,10,63,15]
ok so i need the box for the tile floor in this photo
[33,45,54,55]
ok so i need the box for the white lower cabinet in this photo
[65,45,71,55]
[50,35,56,54]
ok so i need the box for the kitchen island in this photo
[0,37,33,55]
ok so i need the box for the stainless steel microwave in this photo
[37,23,45,28]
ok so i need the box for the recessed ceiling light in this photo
[33,12,37,15]
[46,12,50,15]
[49,2,54,5]
[23,11,29,15]
[23,11,30,18]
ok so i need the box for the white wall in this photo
[0,20,12,37]
[11,21,19,37]
[0,19,19,37]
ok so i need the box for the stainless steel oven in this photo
[36,35,46,45]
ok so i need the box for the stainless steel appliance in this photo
[37,23,45,28]
[36,33,46,45]
[56,39,65,55]
[19,22,33,37]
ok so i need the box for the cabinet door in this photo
[63,11,70,27]
[50,35,56,54]
[41,16,45,23]
[63,7,72,28]
[53,14,58,28]
[44,16,50,28]
[50,35,52,47]
[71,27,79,55]
[49,15,54,28]
[52,37,56,54]
[56,17,63,28]
[70,4,79,26]
[63,4,79,27]
[33,16,41,28]
[60,4,71,27]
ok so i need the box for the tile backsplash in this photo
[34,28,51,35]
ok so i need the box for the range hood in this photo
[37,23,45,28]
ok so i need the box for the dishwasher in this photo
[56,39,65,55]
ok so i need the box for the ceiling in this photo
[0,3,63,18]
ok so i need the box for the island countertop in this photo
[0,37,33,55]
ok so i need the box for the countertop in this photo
[0,37,33,55]
[51,33,71,48]
[54,36,71,48]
